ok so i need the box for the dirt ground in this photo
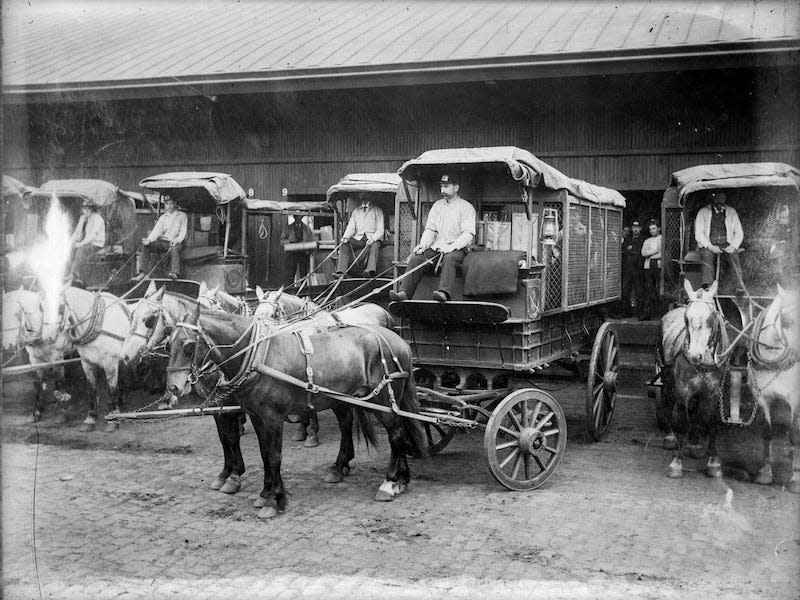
[2,367,799,600]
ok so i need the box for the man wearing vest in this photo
[694,190,746,293]
[333,194,385,278]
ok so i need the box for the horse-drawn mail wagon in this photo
[138,172,249,293]
[388,146,626,489]
[649,162,800,489]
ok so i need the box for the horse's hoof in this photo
[754,466,774,486]
[662,434,678,451]
[219,475,241,494]
[706,465,722,478]
[374,489,395,502]
[78,422,95,433]
[253,495,267,508]
[53,412,67,425]
[103,421,119,433]
[303,435,319,448]
[258,506,279,519]
[210,476,226,491]
[290,430,307,442]
[247,492,260,502]
[323,470,344,484]
[667,468,684,479]
[786,479,800,494]
[687,444,705,459]
[342,465,351,476]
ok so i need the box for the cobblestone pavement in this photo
[2,374,799,600]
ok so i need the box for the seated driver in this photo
[333,193,384,278]
[694,190,747,293]
[132,196,187,281]
[389,173,476,302]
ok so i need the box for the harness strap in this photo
[294,329,317,406]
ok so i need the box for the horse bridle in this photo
[16,298,66,347]
[131,296,176,357]
[683,297,726,366]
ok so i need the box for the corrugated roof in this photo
[3,0,798,100]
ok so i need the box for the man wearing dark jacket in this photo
[621,220,645,317]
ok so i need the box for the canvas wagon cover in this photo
[667,162,800,204]
[138,172,246,208]
[3,175,36,201]
[398,147,626,208]
[325,173,401,202]
[36,179,121,207]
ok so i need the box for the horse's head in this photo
[197,281,220,311]
[775,283,800,357]
[165,304,203,398]
[122,281,167,365]
[683,279,720,366]
[4,287,65,350]
[254,285,284,321]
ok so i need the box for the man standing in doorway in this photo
[280,214,314,286]
[621,220,645,317]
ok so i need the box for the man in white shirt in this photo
[333,194,385,277]
[132,196,188,280]
[69,199,106,286]
[390,173,476,302]
[693,190,746,292]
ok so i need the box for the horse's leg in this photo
[303,408,320,448]
[324,404,354,484]
[210,412,245,494]
[786,417,800,494]
[704,422,722,478]
[78,362,99,432]
[257,408,286,518]
[754,404,774,485]
[374,414,407,502]
[246,411,275,509]
[102,361,122,433]
[290,415,307,442]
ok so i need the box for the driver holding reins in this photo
[389,173,476,303]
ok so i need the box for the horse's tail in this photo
[396,371,429,458]
[353,407,378,449]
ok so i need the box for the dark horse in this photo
[166,305,427,518]
[659,280,728,478]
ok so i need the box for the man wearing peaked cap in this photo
[389,172,476,303]
[621,220,644,317]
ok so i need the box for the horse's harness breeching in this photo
[171,316,440,424]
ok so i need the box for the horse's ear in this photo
[145,280,157,297]
[153,286,166,301]
[275,287,283,301]
[683,278,697,299]
[706,280,718,298]
[256,286,265,301]
[777,282,785,297]
[199,281,207,294]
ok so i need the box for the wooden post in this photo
[223,203,231,258]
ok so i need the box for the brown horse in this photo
[659,280,727,478]
[165,305,426,518]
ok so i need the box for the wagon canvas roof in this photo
[399,147,626,207]
[326,173,401,202]
[35,179,122,208]
[668,162,800,202]
[3,175,36,201]
[138,172,246,206]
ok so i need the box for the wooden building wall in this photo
[4,66,799,199]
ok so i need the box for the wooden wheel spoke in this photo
[507,409,523,432]
[542,444,558,456]
[499,447,519,470]
[533,454,547,472]
[520,400,528,428]
[529,401,542,428]
[510,452,522,479]
[541,427,560,438]
[531,411,554,433]
[494,439,519,451]
[523,453,531,479]
[498,425,520,439]
[593,382,603,398]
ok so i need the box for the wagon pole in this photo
[3,356,83,376]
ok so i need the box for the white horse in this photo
[198,281,251,316]
[2,287,74,422]
[748,284,800,493]
[51,286,133,432]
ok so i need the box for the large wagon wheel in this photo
[586,321,619,441]
[420,422,456,457]
[484,389,567,491]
